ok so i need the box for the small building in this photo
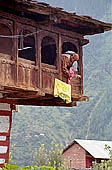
[62,139,112,169]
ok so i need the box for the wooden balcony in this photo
[0,53,88,107]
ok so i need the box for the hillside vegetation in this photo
[11,0,112,166]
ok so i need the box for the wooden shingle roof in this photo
[0,0,112,35]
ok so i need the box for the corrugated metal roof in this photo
[75,139,112,159]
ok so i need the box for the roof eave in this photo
[1,0,112,36]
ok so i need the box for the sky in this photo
[37,0,112,22]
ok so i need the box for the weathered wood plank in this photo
[0,59,15,86]
[14,97,77,107]
[3,91,45,99]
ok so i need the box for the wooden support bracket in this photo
[72,95,89,102]
[14,96,77,107]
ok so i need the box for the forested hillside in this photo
[11,0,112,166]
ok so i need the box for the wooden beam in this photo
[3,90,45,99]
[14,97,77,107]
[0,10,83,39]
[79,39,89,46]
[3,85,39,92]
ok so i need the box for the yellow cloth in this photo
[54,78,71,103]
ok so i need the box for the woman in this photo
[62,51,81,84]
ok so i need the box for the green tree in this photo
[33,143,65,170]
[93,146,112,170]
[36,144,48,166]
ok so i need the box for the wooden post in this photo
[37,31,42,88]
[79,45,83,95]
[58,34,62,80]
[13,21,18,85]
[0,100,13,168]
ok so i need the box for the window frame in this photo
[61,36,79,73]
[40,30,58,70]
[0,18,13,60]
[17,23,37,65]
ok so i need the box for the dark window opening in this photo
[62,42,78,54]
[62,42,78,71]
[41,36,57,66]
[95,159,101,163]
[0,24,13,57]
[18,30,36,61]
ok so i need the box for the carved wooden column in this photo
[37,30,42,88]
[79,38,89,95]
[58,34,62,80]
[13,21,18,85]
[79,45,83,95]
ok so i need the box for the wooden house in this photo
[0,0,112,106]
[62,139,112,169]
